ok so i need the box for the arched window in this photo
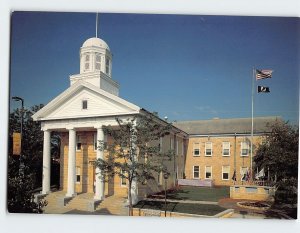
[105,57,110,75]
[95,54,101,70]
[84,54,90,71]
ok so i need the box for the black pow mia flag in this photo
[257,85,270,93]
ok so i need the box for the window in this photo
[193,143,200,156]
[170,137,174,150]
[182,141,184,156]
[82,100,88,110]
[222,166,230,180]
[205,166,212,179]
[93,133,97,151]
[76,135,82,151]
[193,166,200,179]
[205,142,212,156]
[105,57,110,74]
[84,54,90,71]
[241,142,249,156]
[176,139,179,155]
[240,167,248,181]
[95,54,101,70]
[121,169,126,186]
[76,167,81,183]
[222,142,230,156]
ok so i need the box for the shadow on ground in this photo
[64,208,113,215]
[264,204,297,219]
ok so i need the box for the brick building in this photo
[174,116,279,186]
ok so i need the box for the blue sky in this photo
[10,12,299,124]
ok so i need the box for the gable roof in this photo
[32,80,141,121]
[173,116,282,135]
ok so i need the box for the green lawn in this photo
[149,186,230,202]
[134,200,227,216]
[168,186,230,202]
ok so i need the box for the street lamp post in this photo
[12,96,24,177]
[163,172,169,217]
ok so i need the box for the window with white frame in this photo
[176,139,179,155]
[205,142,212,156]
[193,143,200,156]
[82,100,88,110]
[121,169,126,186]
[193,166,200,179]
[84,54,90,71]
[105,57,110,75]
[95,53,101,70]
[222,142,230,156]
[85,54,90,61]
[222,166,230,180]
[240,167,248,181]
[241,141,249,156]
[76,135,82,151]
[205,166,212,179]
[76,166,81,183]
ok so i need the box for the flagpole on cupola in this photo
[96,12,99,38]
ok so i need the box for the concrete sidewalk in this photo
[144,198,218,205]
[218,198,293,219]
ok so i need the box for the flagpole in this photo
[251,68,255,182]
[234,133,237,185]
[96,12,98,38]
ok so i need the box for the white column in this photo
[42,130,51,194]
[94,127,105,200]
[66,128,76,197]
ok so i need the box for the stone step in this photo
[42,192,128,215]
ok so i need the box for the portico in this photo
[41,125,106,199]
[39,116,138,201]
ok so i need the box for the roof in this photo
[173,116,282,135]
[82,37,110,50]
[32,80,140,121]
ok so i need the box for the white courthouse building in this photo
[32,37,187,210]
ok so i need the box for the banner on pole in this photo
[257,85,270,93]
[13,132,21,155]
[256,69,273,80]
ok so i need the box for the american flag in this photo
[256,69,273,80]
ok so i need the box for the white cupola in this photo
[80,37,112,75]
[69,37,119,96]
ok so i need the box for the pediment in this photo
[32,81,140,121]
